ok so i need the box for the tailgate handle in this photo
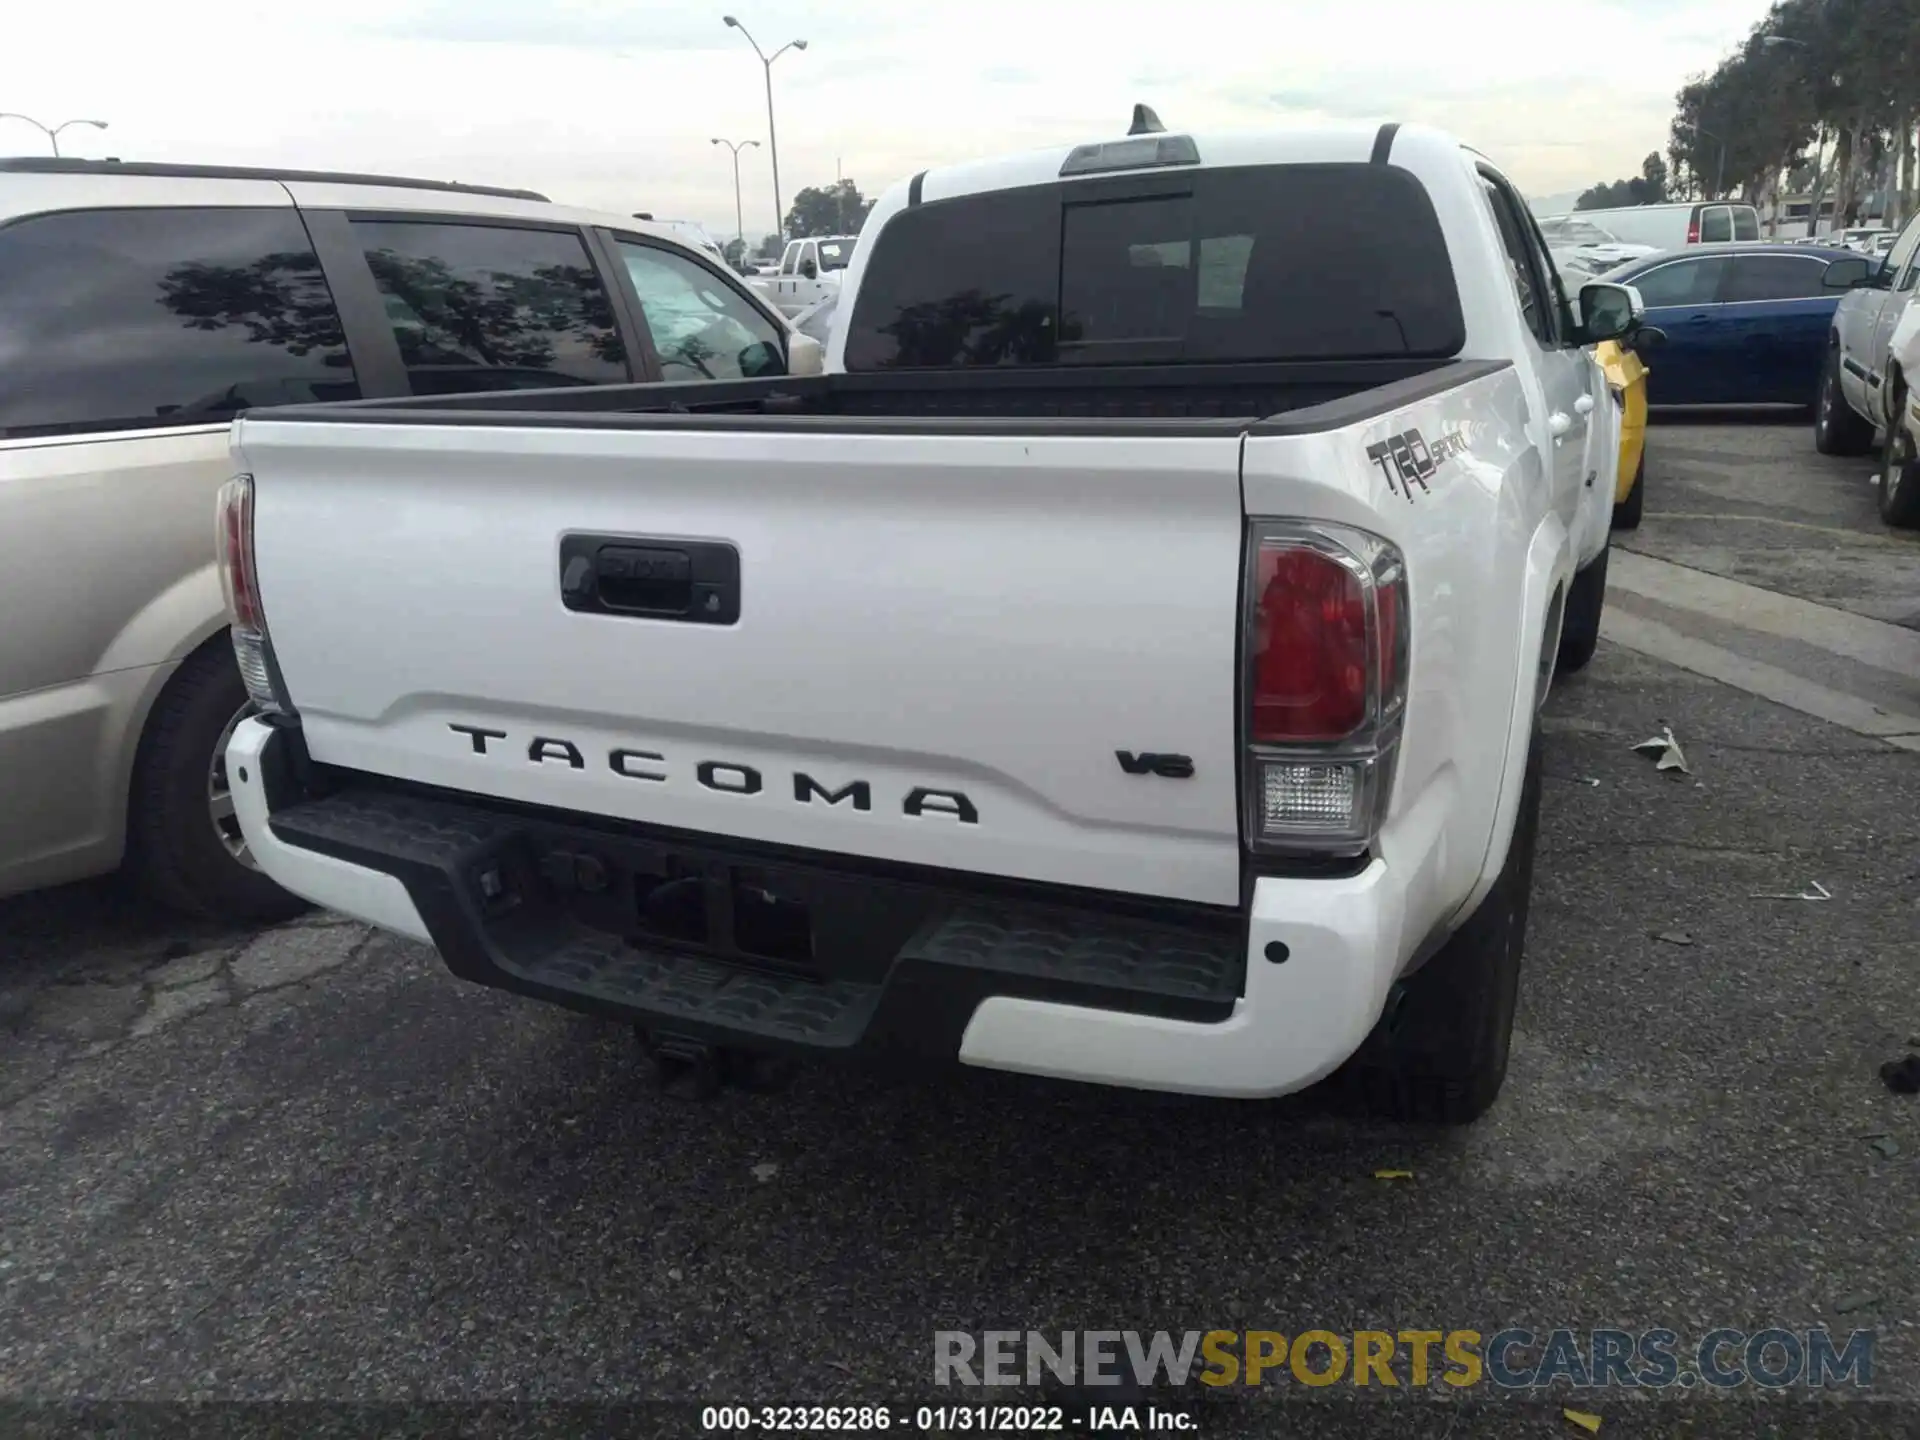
[559,535,740,625]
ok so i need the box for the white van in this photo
[1574,201,1761,249]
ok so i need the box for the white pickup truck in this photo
[219,119,1647,1123]
[749,234,858,317]
[1815,210,1920,528]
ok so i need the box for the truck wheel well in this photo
[1536,583,1565,711]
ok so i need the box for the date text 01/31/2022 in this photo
[700,1405,1196,1432]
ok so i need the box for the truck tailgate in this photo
[236,420,1249,907]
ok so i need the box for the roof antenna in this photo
[1129,104,1166,136]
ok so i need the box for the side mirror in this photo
[1851,265,1893,291]
[738,340,788,378]
[786,332,826,377]
[1578,281,1643,342]
[799,258,819,280]
[1628,325,1666,352]
[1823,256,1872,289]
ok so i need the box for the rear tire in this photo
[1611,454,1645,531]
[1878,375,1920,530]
[1815,347,1876,456]
[1336,725,1542,1125]
[1554,545,1608,675]
[127,641,307,924]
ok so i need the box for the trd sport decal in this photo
[1365,426,1468,503]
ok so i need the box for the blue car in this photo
[1595,243,1873,406]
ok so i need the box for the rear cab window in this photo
[349,219,629,395]
[843,164,1465,369]
[0,206,359,438]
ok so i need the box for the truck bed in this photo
[252,358,1485,434]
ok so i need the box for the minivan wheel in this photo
[128,642,307,924]
[1879,378,1920,530]
[1335,724,1541,1125]
[1815,349,1876,456]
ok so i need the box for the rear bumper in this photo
[229,718,1411,1098]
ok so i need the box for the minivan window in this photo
[844,163,1465,369]
[351,219,629,395]
[0,206,360,439]
[1699,207,1733,243]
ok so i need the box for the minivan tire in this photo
[127,641,307,924]
[1554,545,1608,675]
[1335,724,1542,1125]
[1815,348,1876,456]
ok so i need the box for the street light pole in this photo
[0,113,108,156]
[711,137,760,262]
[722,16,806,243]
[1695,122,1727,200]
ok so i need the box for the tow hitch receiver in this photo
[636,1027,797,1099]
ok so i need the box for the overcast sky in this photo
[5,0,1768,237]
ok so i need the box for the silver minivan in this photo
[0,157,817,919]
[1572,201,1763,250]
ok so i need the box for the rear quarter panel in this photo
[1242,362,1558,960]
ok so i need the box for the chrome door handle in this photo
[1574,394,1595,416]
[1548,412,1573,439]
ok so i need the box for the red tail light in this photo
[1242,524,1409,856]
[1251,547,1370,742]
[216,474,292,716]
[1686,218,1700,244]
[217,476,264,632]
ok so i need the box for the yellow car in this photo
[1598,338,1648,530]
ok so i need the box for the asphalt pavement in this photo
[2,418,1917,1436]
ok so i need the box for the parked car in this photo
[1833,226,1894,254]
[750,234,858,316]
[1593,243,1870,405]
[1597,336,1657,529]
[1571,201,1762,250]
[0,157,818,919]
[1537,214,1658,280]
[217,118,1643,1124]
[1815,211,1920,526]
[1884,300,1920,527]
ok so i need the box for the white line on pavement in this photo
[1598,610,1920,754]
[1609,549,1920,681]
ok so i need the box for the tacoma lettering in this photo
[448,726,973,820]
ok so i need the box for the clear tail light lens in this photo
[215,474,291,717]
[1243,523,1408,856]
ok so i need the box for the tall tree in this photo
[783,180,873,239]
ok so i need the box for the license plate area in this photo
[530,825,941,984]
